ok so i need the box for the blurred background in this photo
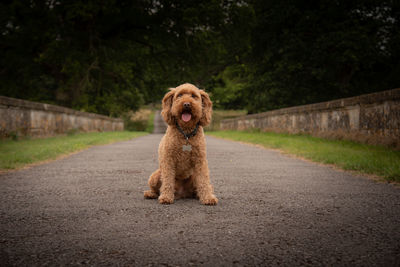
[1,0,399,128]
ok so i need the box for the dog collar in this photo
[175,122,199,140]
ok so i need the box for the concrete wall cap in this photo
[222,88,400,123]
[0,95,123,122]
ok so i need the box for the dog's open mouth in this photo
[181,112,192,122]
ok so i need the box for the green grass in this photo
[0,131,147,170]
[208,130,400,183]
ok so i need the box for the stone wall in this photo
[221,88,400,148]
[0,96,124,138]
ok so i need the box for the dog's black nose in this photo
[183,102,191,109]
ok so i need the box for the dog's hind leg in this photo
[144,169,161,199]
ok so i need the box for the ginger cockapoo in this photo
[144,83,218,205]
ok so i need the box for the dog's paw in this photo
[144,190,158,199]
[158,194,174,204]
[201,195,218,205]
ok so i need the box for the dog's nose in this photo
[183,102,191,109]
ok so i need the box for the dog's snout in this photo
[183,102,191,109]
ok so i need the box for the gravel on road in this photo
[1,134,399,266]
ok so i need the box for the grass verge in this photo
[208,130,400,183]
[0,131,147,171]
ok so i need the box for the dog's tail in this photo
[148,169,161,193]
[144,169,162,199]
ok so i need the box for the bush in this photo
[123,108,155,132]
[125,120,148,131]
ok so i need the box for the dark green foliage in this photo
[244,0,400,113]
[1,0,399,115]
[125,120,147,132]
[1,0,242,116]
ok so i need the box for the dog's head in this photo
[161,83,212,127]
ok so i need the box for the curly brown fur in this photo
[144,83,218,205]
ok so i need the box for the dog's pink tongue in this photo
[182,113,191,122]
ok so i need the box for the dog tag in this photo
[182,144,192,152]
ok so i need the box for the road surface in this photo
[0,134,399,266]
[152,110,167,134]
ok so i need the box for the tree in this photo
[1,0,246,116]
[243,0,400,113]
[1,0,398,116]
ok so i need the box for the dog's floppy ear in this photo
[199,89,212,126]
[161,88,175,125]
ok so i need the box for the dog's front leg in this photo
[159,164,175,204]
[193,161,218,205]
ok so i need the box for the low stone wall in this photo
[0,96,124,138]
[221,88,400,148]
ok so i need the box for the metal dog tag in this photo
[182,144,192,152]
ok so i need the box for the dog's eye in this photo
[177,94,183,98]
[192,94,197,99]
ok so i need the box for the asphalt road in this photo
[1,134,399,266]
[152,110,167,134]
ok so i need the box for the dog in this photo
[144,83,218,205]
